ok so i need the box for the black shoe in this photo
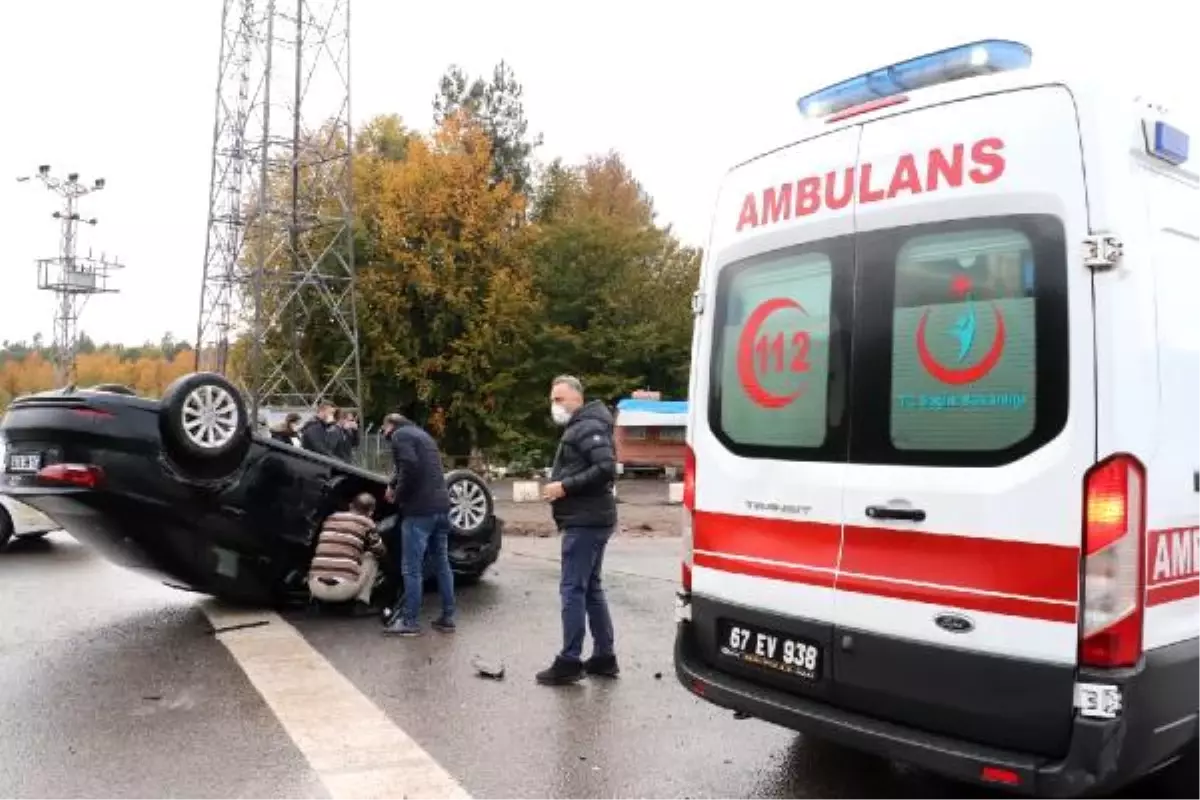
[536,656,585,685]
[431,617,456,634]
[584,653,620,678]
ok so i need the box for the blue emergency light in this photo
[1146,120,1189,166]
[797,39,1034,119]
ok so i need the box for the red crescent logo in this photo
[736,297,808,409]
[915,303,1007,385]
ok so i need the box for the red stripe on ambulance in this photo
[834,573,1077,623]
[837,525,1079,603]
[692,510,1080,620]
[693,552,836,589]
[693,511,840,571]
[735,137,1006,233]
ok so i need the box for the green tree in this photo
[433,61,542,194]
[513,151,701,459]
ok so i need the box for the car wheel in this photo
[159,372,250,478]
[445,469,493,536]
[0,509,13,552]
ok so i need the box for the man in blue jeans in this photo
[536,375,619,685]
[379,413,455,637]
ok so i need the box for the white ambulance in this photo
[674,39,1198,796]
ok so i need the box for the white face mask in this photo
[550,402,572,426]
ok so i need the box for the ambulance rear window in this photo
[890,228,1037,450]
[705,215,1066,466]
[706,238,853,460]
[851,214,1068,467]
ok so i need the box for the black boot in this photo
[536,656,585,686]
[584,653,620,678]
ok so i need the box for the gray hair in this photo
[551,374,584,395]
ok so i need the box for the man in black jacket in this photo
[536,375,620,685]
[329,410,359,462]
[300,402,337,456]
[379,413,454,638]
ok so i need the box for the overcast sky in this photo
[0,0,1192,346]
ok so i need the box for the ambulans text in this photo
[736,137,1006,233]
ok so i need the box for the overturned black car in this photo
[0,372,502,604]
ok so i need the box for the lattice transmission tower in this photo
[16,166,124,387]
[195,0,361,423]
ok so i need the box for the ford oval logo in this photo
[934,612,975,634]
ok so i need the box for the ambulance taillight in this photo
[681,444,696,592]
[1080,454,1147,669]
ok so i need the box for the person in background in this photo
[308,492,386,615]
[300,402,337,456]
[536,374,620,686]
[270,412,302,447]
[330,410,360,462]
[379,412,455,637]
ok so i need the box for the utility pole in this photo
[195,0,360,427]
[16,166,124,387]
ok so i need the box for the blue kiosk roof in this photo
[616,398,688,414]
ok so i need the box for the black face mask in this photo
[382,429,393,441]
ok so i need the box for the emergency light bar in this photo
[1143,119,1189,166]
[797,39,1034,119]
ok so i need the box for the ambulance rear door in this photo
[832,85,1095,759]
[687,125,861,704]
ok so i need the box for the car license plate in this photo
[6,452,42,474]
[718,619,822,681]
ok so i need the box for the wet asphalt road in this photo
[0,534,325,799]
[1,532,1195,798]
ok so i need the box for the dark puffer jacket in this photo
[329,424,358,462]
[300,418,334,456]
[388,421,450,516]
[550,400,618,529]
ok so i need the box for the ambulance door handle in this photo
[866,505,926,523]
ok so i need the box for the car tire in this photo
[0,508,13,552]
[445,469,493,537]
[159,372,251,480]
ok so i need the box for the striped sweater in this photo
[309,511,385,584]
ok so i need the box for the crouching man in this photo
[308,493,386,614]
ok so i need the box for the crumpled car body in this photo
[0,372,502,604]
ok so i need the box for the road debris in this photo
[209,620,271,635]
[472,656,506,680]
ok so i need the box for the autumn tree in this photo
[354,111,538,457]
[214,66,701,469]
[0,339,195,410]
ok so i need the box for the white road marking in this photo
[202,602,469,800]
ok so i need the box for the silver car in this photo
[0,494,59,551]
